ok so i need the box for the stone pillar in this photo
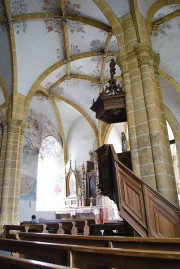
[116,55,141,177]
[118,52,157,189]
[0,119,25,228]
[153,53,175,179]
[135,44,178,205]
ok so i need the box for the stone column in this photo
[135,44,178,205]
[0,119,25,228]
[120,52,157,189]
[153,53,175,178]
[116,55,141,177]
[12,124,26,223]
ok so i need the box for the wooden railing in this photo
[96,144,180,237]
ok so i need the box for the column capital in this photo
[153,53,160,75]
[116,54,129,75]
[7,119,23,133]
[135,43,152,57]
[20,123,28,135]
[135,43,152,68]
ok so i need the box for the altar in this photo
[56,151,121,223]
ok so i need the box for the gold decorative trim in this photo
[4,2,18,96]
[12,13,111,32]
[23,51,119,119]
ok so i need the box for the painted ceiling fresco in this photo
[0,0,180,150]
[152,14,180,84]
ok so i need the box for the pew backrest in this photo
[1,224,47,239]
[17,232,180,251]
[0,253,76,269]
[0,238,179,269]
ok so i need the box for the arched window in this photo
[66,170,78,197]
[36,136,65,211]
[167,121,180,203]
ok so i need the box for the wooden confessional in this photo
[96,144,180,238]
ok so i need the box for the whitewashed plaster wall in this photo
[67,116,96,172]
[20,108,62,222]
[107,123,126,153]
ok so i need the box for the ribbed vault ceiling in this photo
[0,0,179,151]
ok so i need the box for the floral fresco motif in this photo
[70,65,83,74]
[65,0,81,16]
[52,86,64,96]
[41,0,60,13]
[64,78,80,87]
[41,0,62,33]
[67,20,86,35]
[45,82,53,90]
[57,47,65,59]
[90,39,105,52]
[45,19,63,33]
[10,0,27,34]
[153,5,180,21]
[109,40,119,52]
[152,5,180,37]
[70,44,80,56]
[20,174,36,200]
[41,0,85,35]
[11,0,27,15]
[153,22,171,37]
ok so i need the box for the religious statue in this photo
[121,132,128,152]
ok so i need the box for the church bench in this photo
[0,238,179,268]
[0,253,76,269]
[1,224,47,239]
[89,222,125,236]
[1,225,26,239]
[17,232,180,251]
[20,219,95,235]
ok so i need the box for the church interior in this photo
[0,0,180,267]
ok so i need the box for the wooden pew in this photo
[0,253,76,269]
[89,222,125,236]
[0,238,179,269]
[1,225,26,239]
[20,219,95,235]
[17,232,180,251]
[1,224,47,239]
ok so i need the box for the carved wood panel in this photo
[117,167,148,237]
[144,187,180,237]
